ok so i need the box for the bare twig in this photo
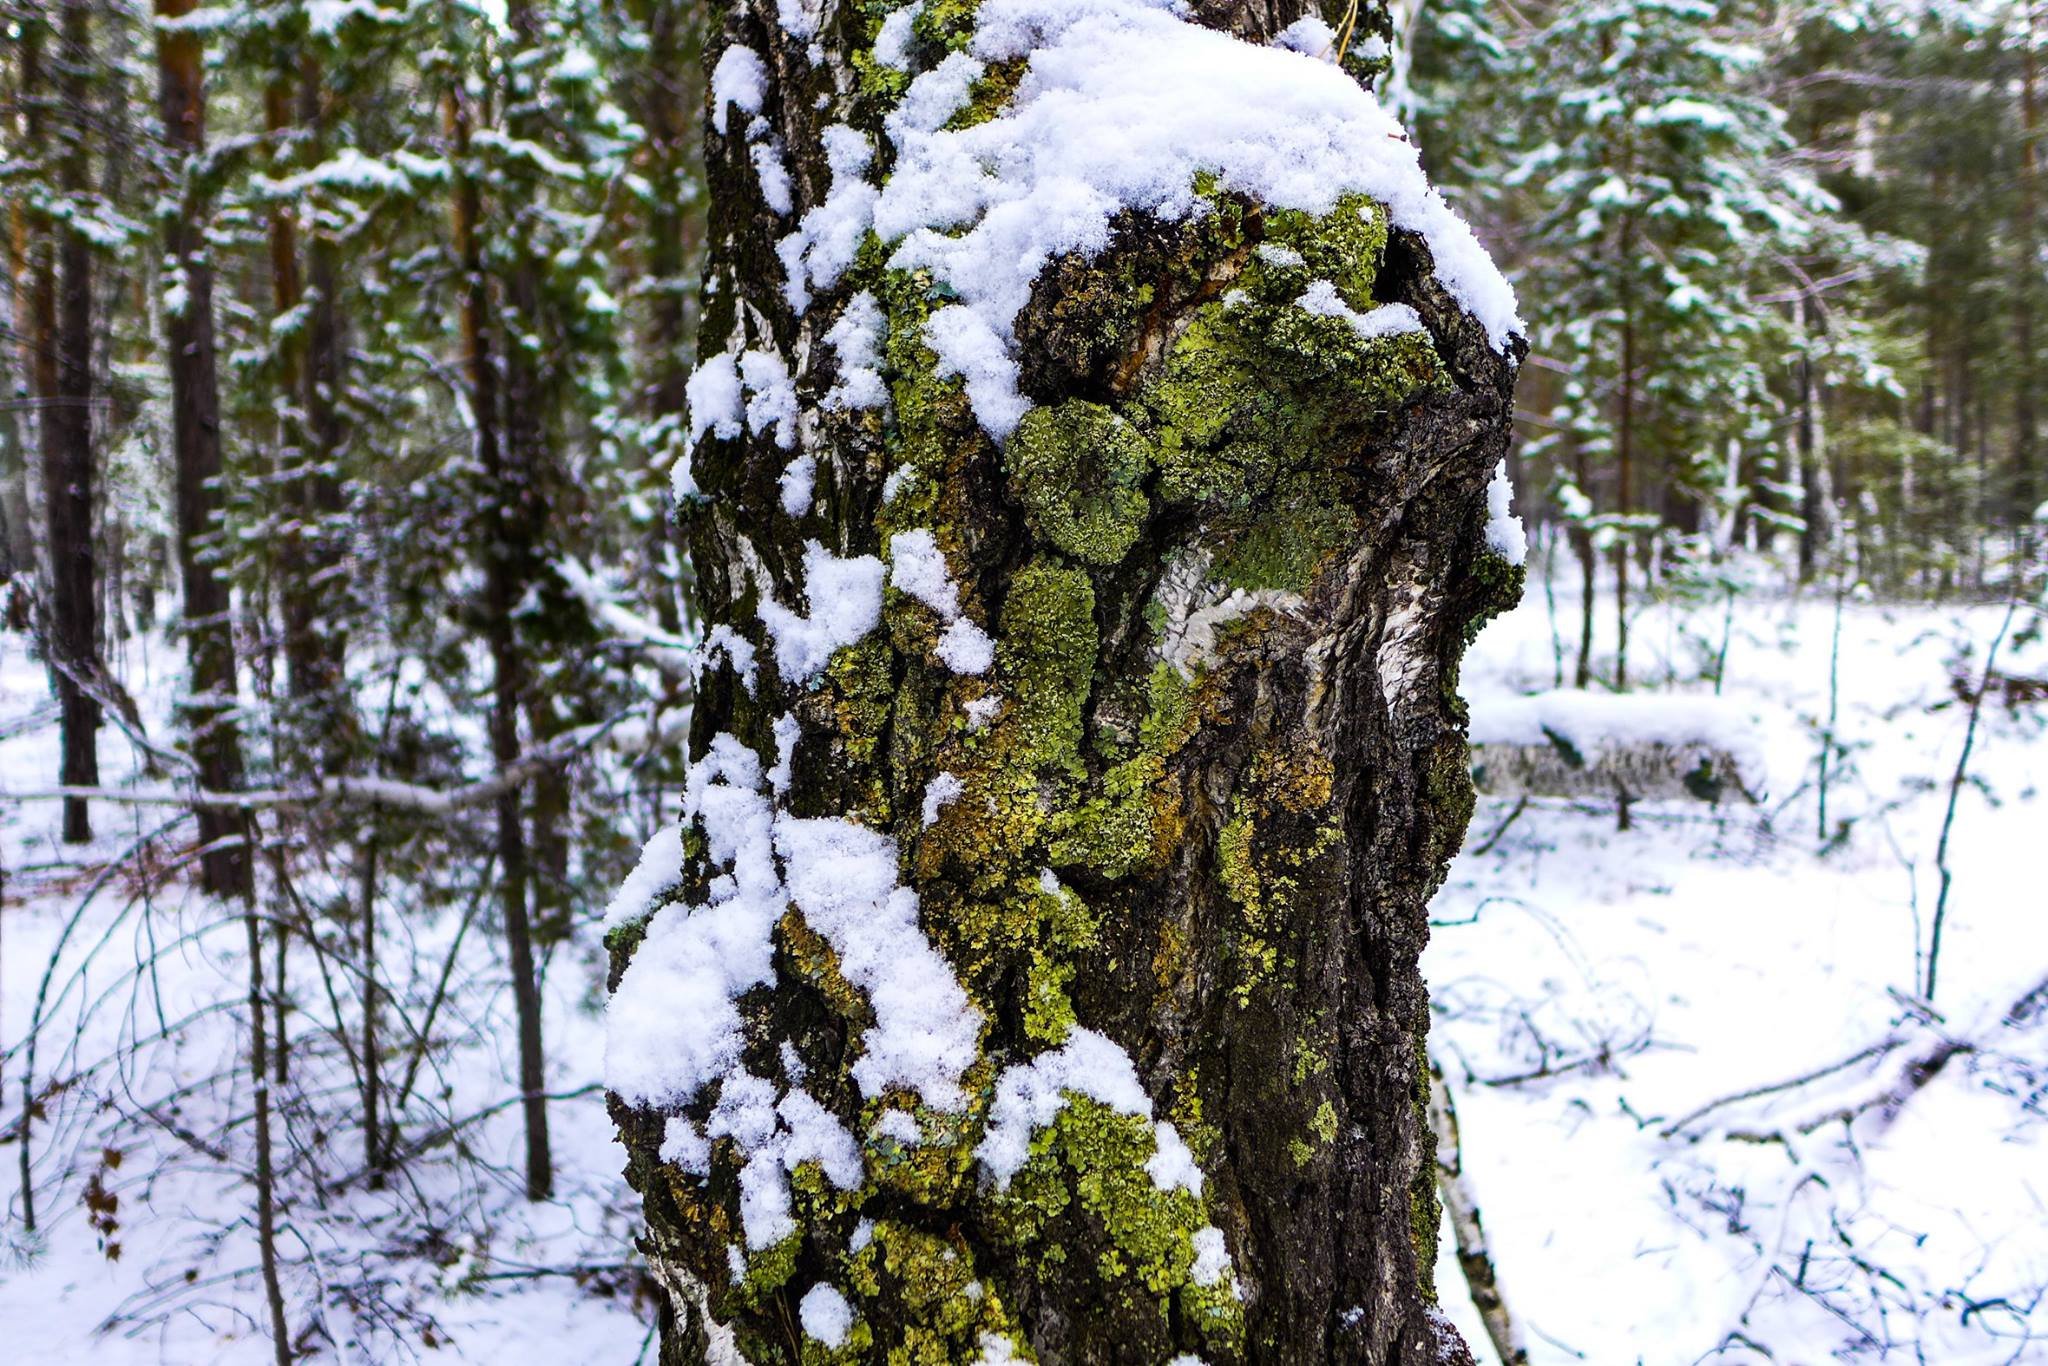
[1429,1048,1529,1364]
[1926,599,2019,1000]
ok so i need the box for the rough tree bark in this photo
[609,2,1522,1361]
[156,0,252,899]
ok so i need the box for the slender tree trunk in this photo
[14,18,56,605]
[264,64,310,708]
[638,0,698,635]
[448,86,552,1202]
[1573,524,1596,688]
[156,0,251,898]
[1614,213,1636,692]
[0,161,36,580]
[2016,3,2040,554]
[358,829,385,1177]
[278,54,354,768]
[609,3,1518,1360]
[46,0,100,844]
[0,298,32,588]
[502,0,574,951]
[255,63,300,1080]
[523,692,572,939]
[1796,297,1820,584]
[1794,290,1835,585]
[239,830,294,1366]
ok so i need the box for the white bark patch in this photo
[1152,549,1304,674]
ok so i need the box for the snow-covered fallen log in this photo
[1468,689,1772,805]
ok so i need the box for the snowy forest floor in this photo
[1430,584,2048,1362]
[2,578,2044,1364]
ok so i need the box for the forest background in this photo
[1,0,2044,1361]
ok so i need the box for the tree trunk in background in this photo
[274,50,354,770]
[15,17,58,605]
[1613,211,1636,691]
[637,0,699,636]
[156,0,251,897]
[264,60,308,700]
[610,1,1518,1361]
[501,0,573,946]
[1794,290,1835,584]
[46,0,100,844]
[448,86,552,1203]
[0,18,38,591]
[0,315,28,583]
[2016,4,2039,553]
[1573,523,1596,687]
[257,52,305,1089]
[0,37,39,585]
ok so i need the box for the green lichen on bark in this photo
[835,1220,1017,1362]
[986,1097,1244,1353]
[1127,217,1451,592]
[1004,401,1153,566]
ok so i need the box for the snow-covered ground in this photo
[0,634,655,1365]
[1432,582,2048,1363]
[2,574,2042,1363]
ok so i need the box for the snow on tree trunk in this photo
[606,0,1524,1360]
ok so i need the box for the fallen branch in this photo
[1662,972,2048,1144]
[0,715,626,816]
[1429,1047,1530,1365]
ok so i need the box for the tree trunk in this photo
[0,37,40,585]
[499,0,577,950]
[358,829,385,1177]
[2016,3,2039,553]
[156,0,252,898]
[448,84,552,1202]
[274,51,354,768]
[608,3,1520,1362]
[1794,290,1834,585]
[637,0,701,635]
[1613,210,1635,691]
[46,0,100,844]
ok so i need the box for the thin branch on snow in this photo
[1662,972,2048,1143]
[1429,1048,1531,1365]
